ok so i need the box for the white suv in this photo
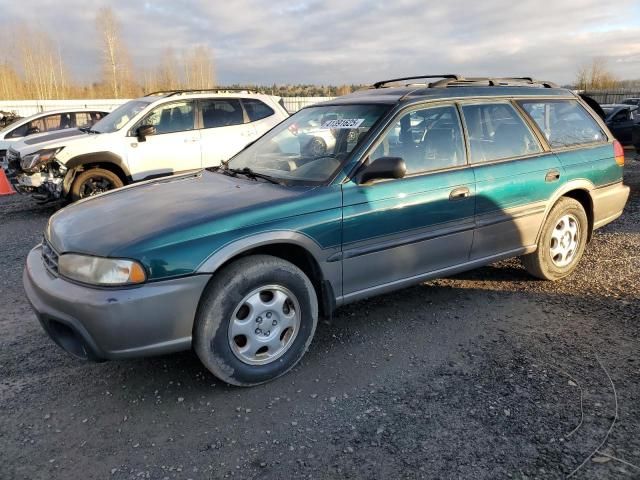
[5,90,288,201]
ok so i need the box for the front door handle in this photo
[449,186,470,200]
[545,169,560,182]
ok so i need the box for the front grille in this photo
[42,238,59,276]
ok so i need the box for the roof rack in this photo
[373,75,463,89]
[144,88,257,97]
[371,75,558,90]
[428,76,558,89]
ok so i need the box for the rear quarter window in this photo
[517,100,607,148]
[242,99,275,122]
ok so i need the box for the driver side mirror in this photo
[136,124,156,142]
[356,156,407,184]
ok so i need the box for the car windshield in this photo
[602,107,614,116]
[92,100,152,133]
[226,104,390,185]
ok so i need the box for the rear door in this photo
[199,98,254,167]
[341,103,475,296]
[459,100,559,259]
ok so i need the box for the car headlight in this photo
[21,147,64,171]
[58,253,147,286]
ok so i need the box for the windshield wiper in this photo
[227,167,281,184]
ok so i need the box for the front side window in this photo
[243,99,274,122]
[138,101,195,135]
[227,104,389,184]
[370,104,466,174]
[201,99,244,128]
[28,118,46,134]
[461,102,542,163]
[517,99,606,148]
[93,100,153,134]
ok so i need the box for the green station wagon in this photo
[24,75,630,386]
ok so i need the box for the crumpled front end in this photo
[3,147,67,201]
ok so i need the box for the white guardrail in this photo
[0,96,336,117]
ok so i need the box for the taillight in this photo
[614,140,625,167]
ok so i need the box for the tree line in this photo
[0,7,217,100]
[0,7,359,101]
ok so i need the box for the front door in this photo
[341,104,475,297]
[127,100,201,180]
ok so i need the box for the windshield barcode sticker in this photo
[321,119,364,129]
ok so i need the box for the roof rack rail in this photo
[144,88,258,97]
[428,76,558,88]
[372,75,463,89]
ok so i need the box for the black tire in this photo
[521,197,589,281]
[193,255,318,386]
[70,168,124,201]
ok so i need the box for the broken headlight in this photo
[21,147,64,172]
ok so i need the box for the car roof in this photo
[315,85,574,108]
[602,104,636,109]
[11,108,108,122]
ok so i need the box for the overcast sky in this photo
[1,0,639,85]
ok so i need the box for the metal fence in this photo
[0,96,335,117]
[583,89,640,105]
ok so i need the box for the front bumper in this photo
[23,245,211,360]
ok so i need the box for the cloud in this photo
[0,0,638,85]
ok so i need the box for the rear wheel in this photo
[70,168,123,201]
[194,255,318,386]
[521,197,588,280]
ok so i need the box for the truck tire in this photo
[194,255,318,386]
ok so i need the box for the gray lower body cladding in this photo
[24,245,211,360]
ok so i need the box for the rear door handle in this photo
[449,186,470,200]
[545,169,560,182]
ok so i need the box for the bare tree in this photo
[575,58,619,90]
[96,8,132,98]
[184,45,216,89]
[157,48,181,91]
[8,24,68,100]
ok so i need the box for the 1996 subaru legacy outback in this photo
[24,75,630,386]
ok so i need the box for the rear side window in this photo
[460,103,542,163]
[201,99,244,128]
[243,99,274,122]
[517,100,606,148]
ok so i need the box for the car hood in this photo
[47,170,319,258]
[11,129,88,155]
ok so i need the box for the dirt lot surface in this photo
[1,153,639,479]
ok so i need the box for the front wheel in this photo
[194,255,318,386]
[70,168,124,201]
[521,197,589,281]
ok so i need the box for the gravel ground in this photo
[1,153,639,479]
